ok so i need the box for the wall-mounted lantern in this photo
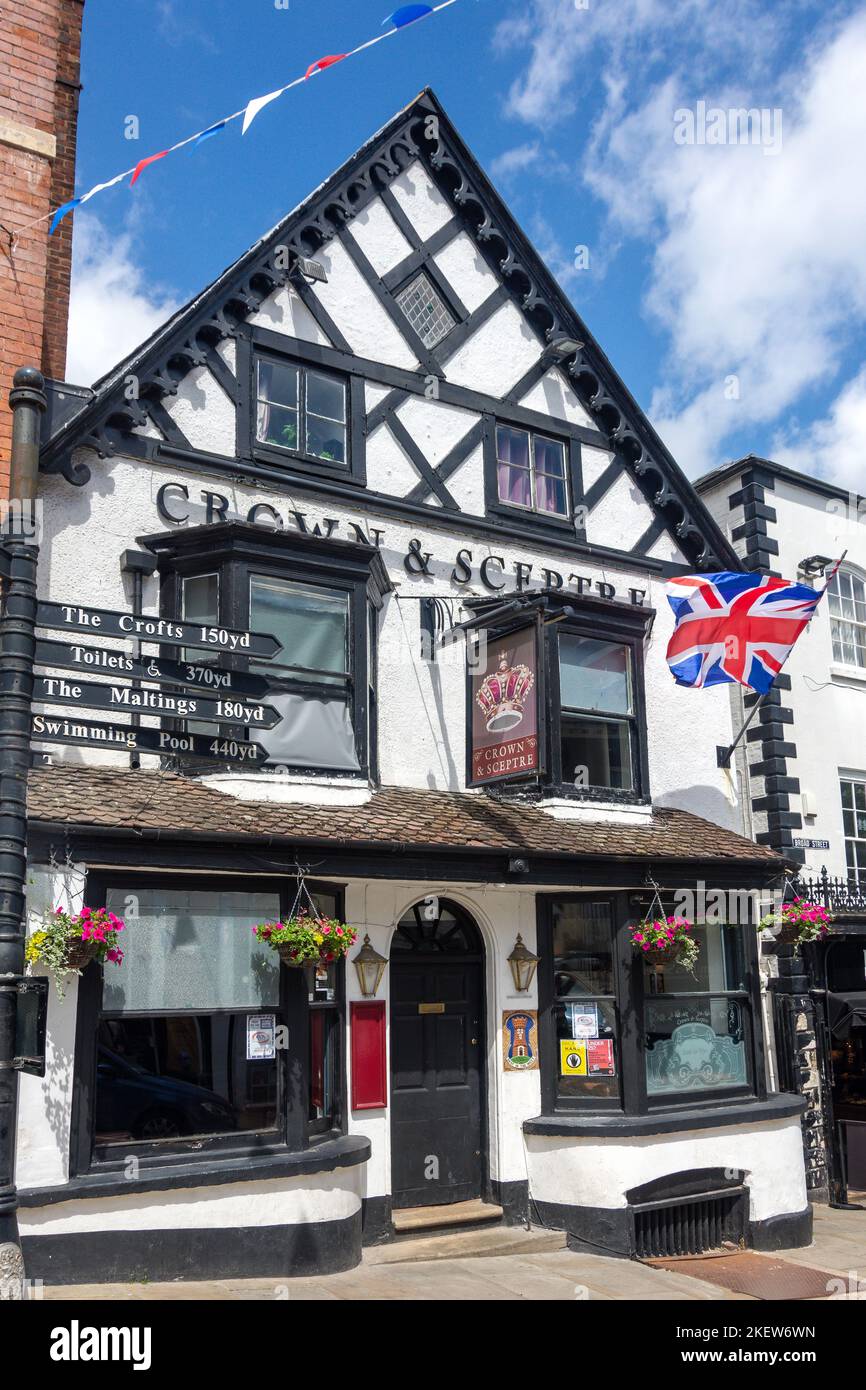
[507,934,539,993]
[352,934,387,998]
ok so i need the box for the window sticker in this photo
[567,1002,599,1038]
[586,1038,616,1076]
[246,1013,277,1061]
[560,1039,587,1076]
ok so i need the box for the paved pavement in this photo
[39,1203,866,1302]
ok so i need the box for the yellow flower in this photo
[314,932,324,944]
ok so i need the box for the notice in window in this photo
[586,1039,616,1075]
[246,1013,277,1061]
[567,1002,599,1038]
[470,624,539,786]
[560,1039,587,1076]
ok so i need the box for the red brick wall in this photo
[0,0,84,496]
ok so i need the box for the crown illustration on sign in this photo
[475,650,535,733]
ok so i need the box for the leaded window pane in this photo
[395,272,455,348]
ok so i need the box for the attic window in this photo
[395,273,455,349]
[256,358,347,466]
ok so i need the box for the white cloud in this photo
[497,0,866,484]
[772,367,866,491]
[67,215,180,386]
[496,0,784,126]
[489,142,541,181]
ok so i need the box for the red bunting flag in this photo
[130,150,170,186]
[304,55,347,81]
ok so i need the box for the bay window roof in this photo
[27,764,783,868]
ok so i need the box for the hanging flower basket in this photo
[25,906,127,999]
[631,915,699,972]
[759,898,832,950]
[252,909,357,968]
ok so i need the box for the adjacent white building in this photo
[698,455,866,1203]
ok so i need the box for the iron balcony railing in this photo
[793,867,866,916]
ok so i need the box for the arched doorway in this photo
[389,898,486,1209]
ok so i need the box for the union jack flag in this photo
[665,572,823,694]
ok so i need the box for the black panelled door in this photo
[389,901,484,1209]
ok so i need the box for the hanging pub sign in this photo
[31,713,267,764]
[35,639,273,698]
[36,601,282,660]
[33,675,280,729]
[468,622,541,786]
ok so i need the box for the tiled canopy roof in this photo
[27,765,782,865]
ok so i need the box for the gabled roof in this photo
[696,453,861,509]
[41,89,737,571]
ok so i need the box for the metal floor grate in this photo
[634,1188,745,1259]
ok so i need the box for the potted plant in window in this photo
[25,905,127,998]
[759,898,832,950]
[252,909,357,969]
[631,915,699,971]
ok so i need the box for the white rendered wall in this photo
[525,1114,808,1222]
[36,451,743,829]
[19,1168,363,1240]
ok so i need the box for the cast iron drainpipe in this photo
[0,367,45,1298]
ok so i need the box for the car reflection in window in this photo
[94,1046,238,1143]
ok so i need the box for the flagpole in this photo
[716,551,847,770]
[717,692,768,768]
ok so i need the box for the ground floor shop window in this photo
[74,876,346,1173]
[538,892,763,1117]
[643,924,749,1100]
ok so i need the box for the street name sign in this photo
[36,602,282,659]
[31,713,267,764]
[34,675,280,729]
[35,639,272,698]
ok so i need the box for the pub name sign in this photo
[156,483,648,605]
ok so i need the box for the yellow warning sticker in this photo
[560,1040,588,1076]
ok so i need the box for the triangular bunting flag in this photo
[48,198,81,235]
[304,55,347,80]
[383,5,433,28]
[242,89,283,135]
[193,121,226,147]
[130,150,170,186]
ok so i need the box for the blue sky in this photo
[67,0,866,486]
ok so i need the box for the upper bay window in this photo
[559,635,636,792]
[144,523,391,781]
[467,596,650,802]
[496,425,569,519]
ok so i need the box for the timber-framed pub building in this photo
[16,90,812,1282]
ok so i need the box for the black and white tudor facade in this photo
[18,91,812,1281]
